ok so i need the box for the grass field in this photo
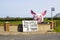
[0,21,22,26]
[54,20,60,32]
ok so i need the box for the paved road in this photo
[0,33,60,40]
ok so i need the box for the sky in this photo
[0,0,60,18]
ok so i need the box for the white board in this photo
[22,20,38,32]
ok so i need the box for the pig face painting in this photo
[31,10,47,23]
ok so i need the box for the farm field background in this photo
[0,21,22,26]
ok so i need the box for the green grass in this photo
[0,21,5,26]
[54,20,60,32]
[0,21,22,26]
[9,21,22,26]
[55,26,60,32]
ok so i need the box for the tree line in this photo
[0,17,60,21]
[0,17,33,21]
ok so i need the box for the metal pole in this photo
[51,7,55,21]
[51,9,53,21]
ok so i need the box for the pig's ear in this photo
[31,10,36,16]
[41,10,47,16]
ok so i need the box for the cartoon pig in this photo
[31,10,47,23]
